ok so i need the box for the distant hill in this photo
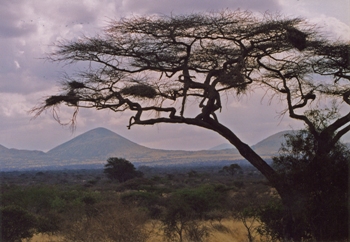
[0,145,48,170]
[209,143,234,150]
[47,127,152,161]
[209,130,294,154]
[252,130,294,155]
[0,128,299,171]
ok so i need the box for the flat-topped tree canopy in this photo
[33,10,350,202]
[37,11,318,126]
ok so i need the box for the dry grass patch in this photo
[22,233,64,242]
[25,218,262,242]
[144,218,262,242]
[208,219,261,242]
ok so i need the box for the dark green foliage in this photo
[121,191,159,207]
[260,130,350,241]
[257,201,286,241]
[120,191,162,218]
[222,163,241,176]
[35,212,61,234]
[0,185,97,213]
[161,184,228,241]
[81,194,98,205]
[171,185,226,217]
[117,177,157,191]
[1,186,58,213]
[187,170,198,177]
[0,167,274,241]
[103,157,143,183]
[0,184,103,239]
[0,205,37,242]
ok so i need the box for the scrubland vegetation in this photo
[1,165,277,242]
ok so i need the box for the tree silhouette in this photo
[222,163,241,176]
[104,157,143,183]
[33,11,350,240]
[260,129,349,241]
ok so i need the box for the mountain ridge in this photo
[2,127,346,171]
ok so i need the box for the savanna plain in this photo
[1,165,278,242]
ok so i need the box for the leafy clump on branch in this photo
[285,27,307,51]
[33,10,350,241]
[45,95,79,106]
[121,84,157,99]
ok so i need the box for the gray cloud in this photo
[0,1,38,38]
[119,0,281,15]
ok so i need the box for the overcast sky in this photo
[1,0,349,152]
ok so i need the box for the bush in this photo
[0,205,37,242]
[120,191,163,218]
[265,130,350,241]
[161,184,228,241]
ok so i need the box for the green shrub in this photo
[0,205,37,242]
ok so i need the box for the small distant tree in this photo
[228,183,272,242]
[222,163,241,176]
[104,157,143,183]
[187,170,198,178]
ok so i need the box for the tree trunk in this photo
[205,119,289,198]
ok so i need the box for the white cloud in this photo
[309,16,350,42]
[0,94,27,116]
[278,0,350,42]
[14,60,20,69]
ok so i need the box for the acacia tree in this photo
[33,11,349,240]
[222,163,241,176]
[104,157,143,183]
